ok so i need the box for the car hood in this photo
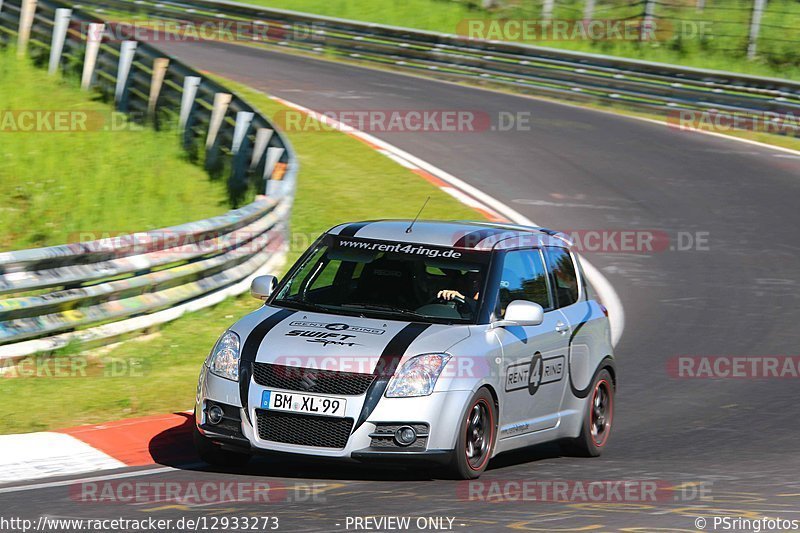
[232,305,471,373]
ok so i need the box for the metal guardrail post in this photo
[230,110,254,202]
[147,57,168,121]
[264,147,285,196]
[48,7,71,74]
[16,0,36,56]
[250,127,273,170]
[206,92,232,149]
[204,92,232,176]
[115,40,137,111]
[81,22,104,90]
[178,75,201,130]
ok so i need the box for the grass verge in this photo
[0,77,481,434]
[0,48,232,251]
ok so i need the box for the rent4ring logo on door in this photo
[506,353,566,395]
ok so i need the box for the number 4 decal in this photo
[528,353,543,396]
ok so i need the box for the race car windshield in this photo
[272,235,491,324]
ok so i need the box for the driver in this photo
[437,270,481,303]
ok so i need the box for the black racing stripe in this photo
[352,322,432,431]
[238,309,295,423]
[338,222,372,237]
[567,306,594,398]
[454,228,507,248]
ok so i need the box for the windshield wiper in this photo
[342,302,428,319]
[275,298,335,314]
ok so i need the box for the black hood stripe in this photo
[353,322,432,431]
[454,228,507,248]
[338,222,372,237]
[239,309,296,422]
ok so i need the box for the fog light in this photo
[207,405,224,425]
[394,426,417,446]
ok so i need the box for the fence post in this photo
[583,0,595,22]
[747,0,766,60]
[179,76,201,131]
[115,40,137,110]
[17,0,36,57]
[640,0,656,41]
[696,0,705,12]
[81,23,105,90]
[147,58,169,119]
[48,8,71,75]
[542,0,554,20]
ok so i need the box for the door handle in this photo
[555,322,570,334]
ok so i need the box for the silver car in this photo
[194,220,615,479]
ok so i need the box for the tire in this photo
[561,368,614,457]
[193,427,251,468]
[447,388,497,479]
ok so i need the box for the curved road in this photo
[6,40,800,531]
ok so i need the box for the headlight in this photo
[207,330,241,381]
[385,353,451,398]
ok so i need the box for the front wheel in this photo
[193,427,251,467]
[561,368,614,457]
[447,388,497,479]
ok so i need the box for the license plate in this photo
[261,390,347,417]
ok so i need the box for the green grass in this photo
[0,78,481,434]
[239,0,800,80]
[0,48,231,251]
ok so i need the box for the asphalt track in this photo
[4,40,800,531]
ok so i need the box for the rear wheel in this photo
[561,369,614,457]
[193,427,251,467]
[447,388,497,479]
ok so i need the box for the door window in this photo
[495,250,552,318]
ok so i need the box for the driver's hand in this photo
[438,290,465,301]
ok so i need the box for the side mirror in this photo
[493,300,544,328]
[251,275,278,301]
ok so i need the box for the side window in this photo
[545,247,579,308]
[496,249,552,318]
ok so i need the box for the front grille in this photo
[256,409,354,449]
[252,362,375,395]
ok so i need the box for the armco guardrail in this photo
[0,0,297,360]
[66,0,800,125]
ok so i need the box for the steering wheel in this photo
[426,294,471,314]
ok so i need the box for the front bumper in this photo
[196,366,471,462]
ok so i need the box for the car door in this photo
[543,246,603,398]
[492,248,570,436]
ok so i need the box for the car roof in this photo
[327,220,573,251]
